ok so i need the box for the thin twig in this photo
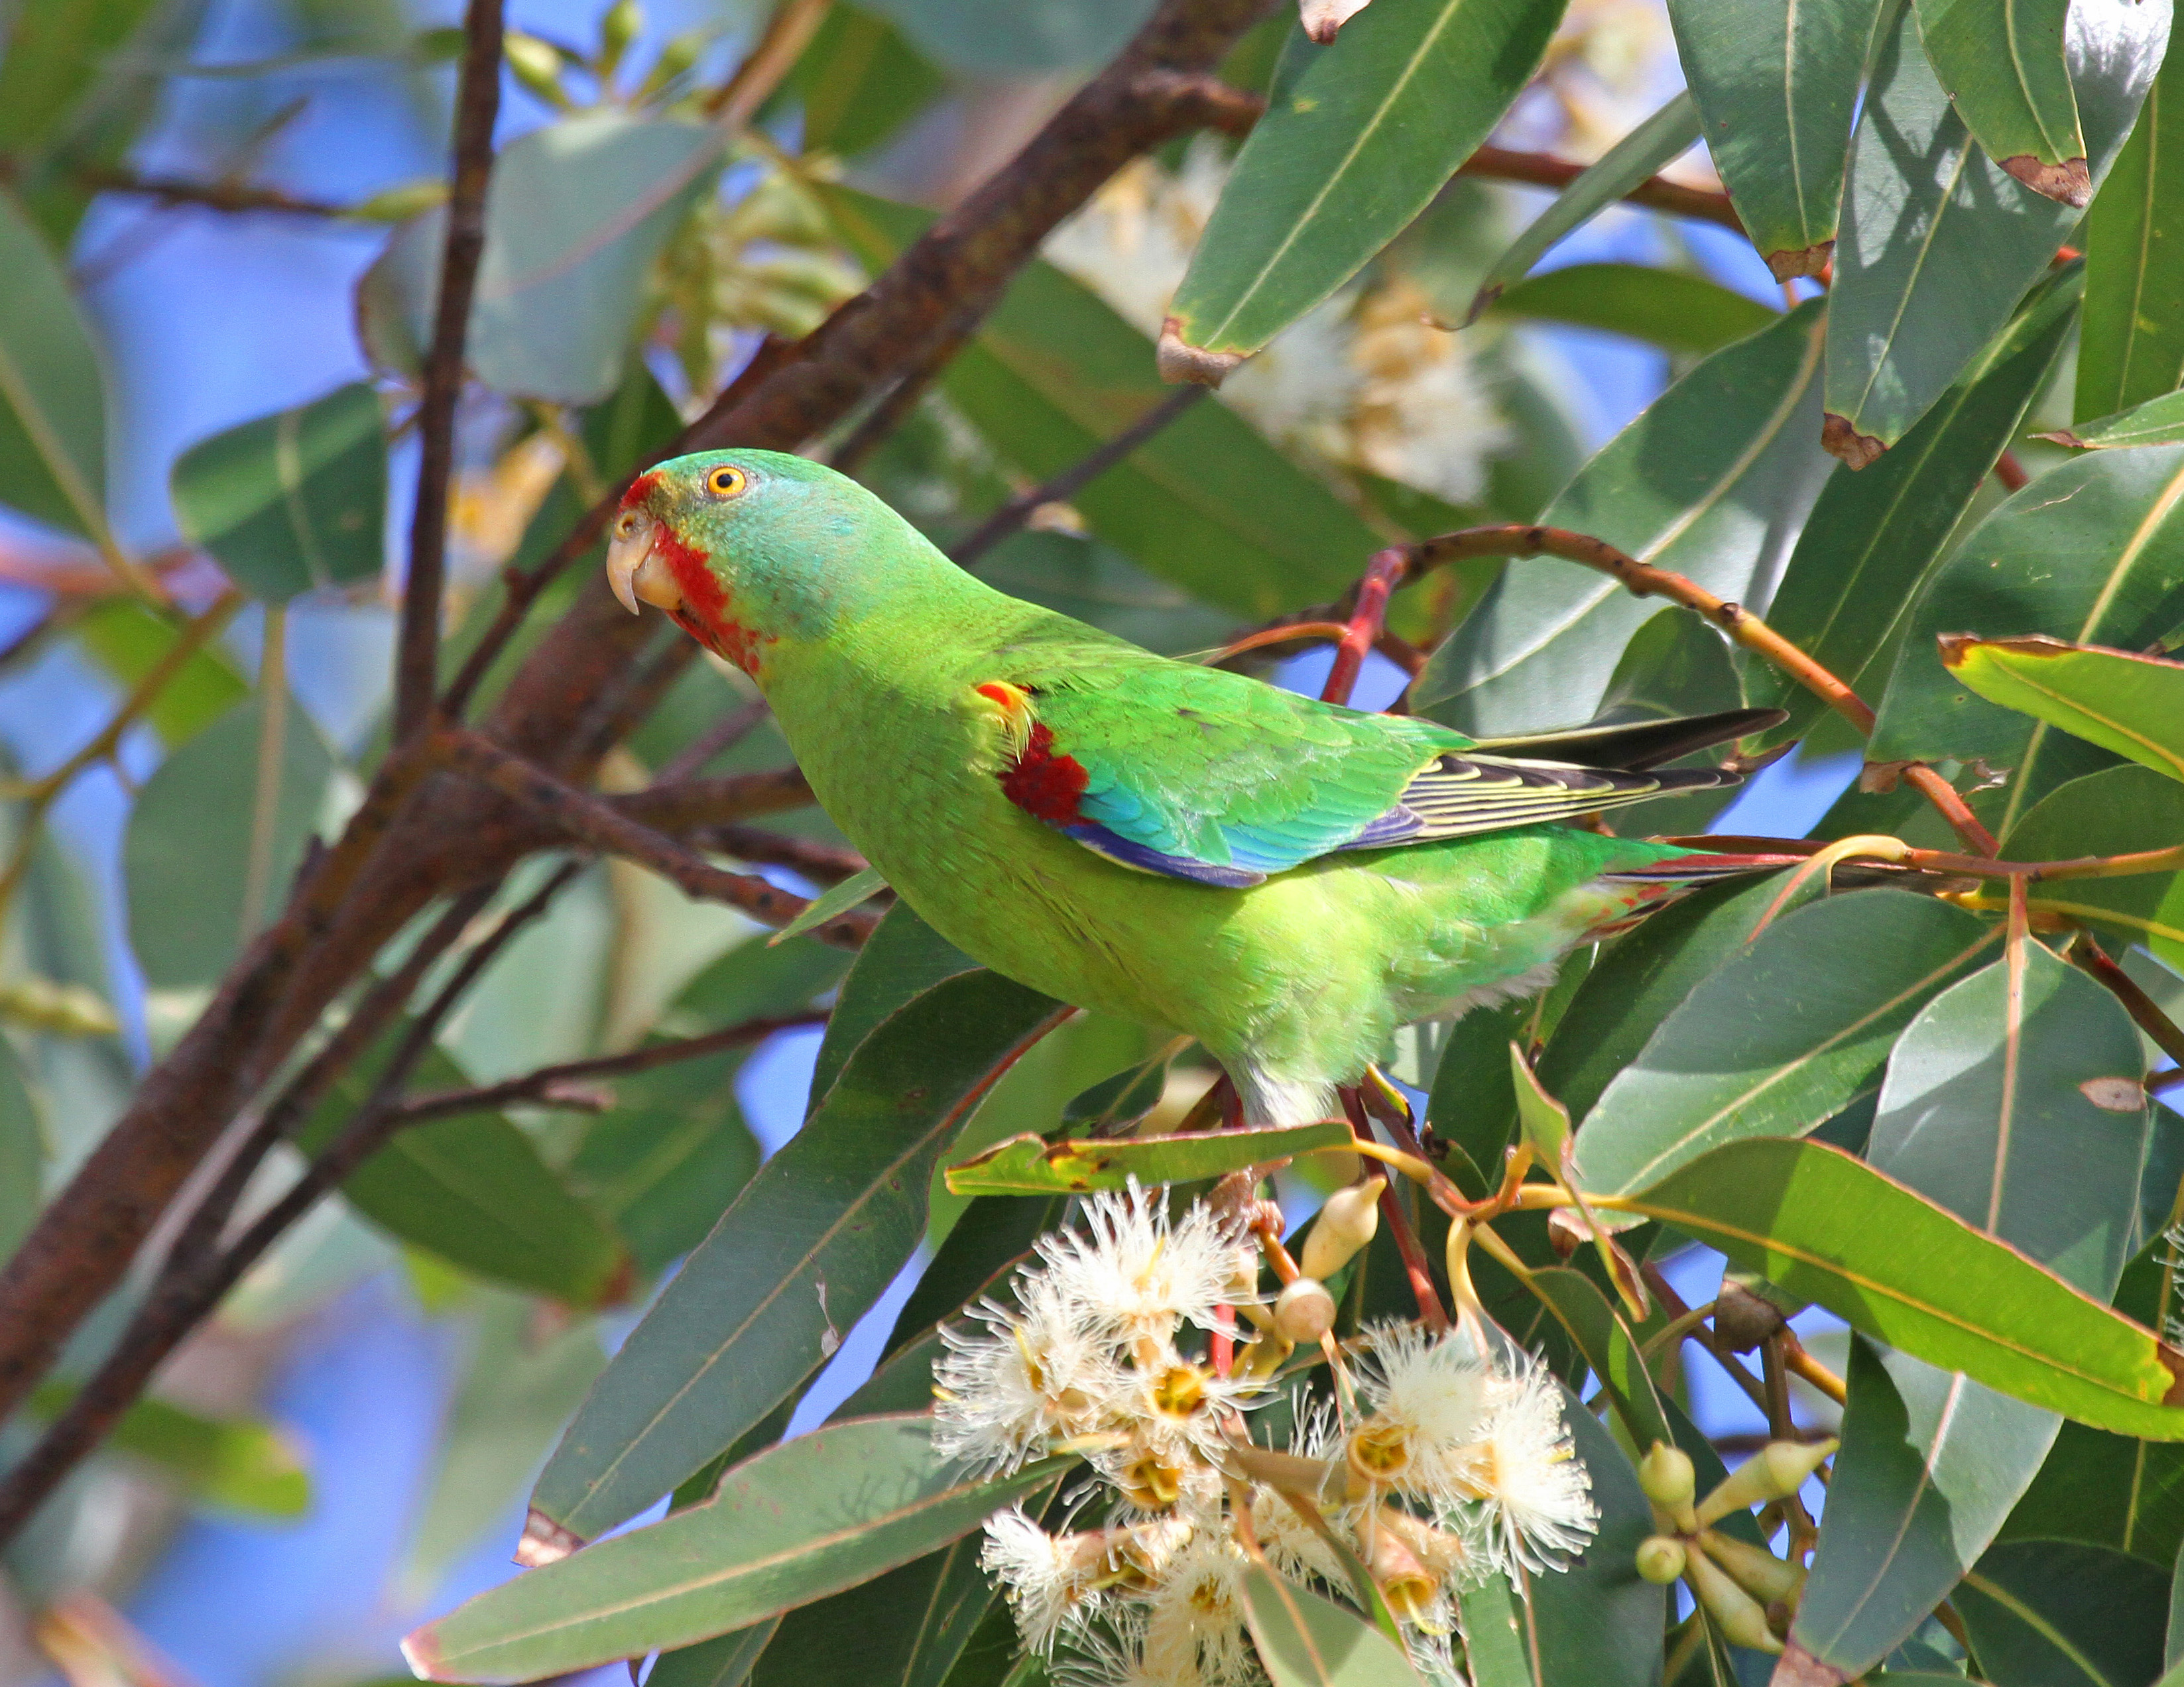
[2067,933,2184,1080]
[395,0,505,744]
[1344,1088,1447,1332]
[654,698,770,784]
[71,166,349,217]
[1319,548,1406,707]
[692,824,869,884]
[702,0,831,125]
[440,728,878,946]
[391,1010,829,1123]
[825,295,992,475]
[1456,145,1746,235]
[948,387,1209,565]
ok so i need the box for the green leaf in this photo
[1453,1572,1533,1687]
[1506,1045,1570,1161]
[1483,262,1778,357]
[808,900,979,1108]
[2002,1244,2184,1569]
[1537,871,1817,1126]
[303,1041,633,1306]
[527,966,1067,1542]
[1915,0,2087,201]
[943,1120,1351,1196]
[405,1417,1065,1683]
[170,382,386,603]
[1793,940,2146,1678]
[1414,300,1829,735]
[791,4,944,156]
[1994,766,2184,970]
[361,113,719,403]
[820,187,1381,618]
[2048,388,2184,448]
[32,1381,308,1517]
[1571,891,2002,1202]
[1522,1389,1664,1687]
[1164,0,1567,367]
[123,696,335,991]
[857,0,1152,74]
[1061,1050,1173,1134]
[0,188,109,540]
[1943,636,2184,784]
[747,1478,1058,1687]
[1756,263,2081,742]
[1611,1137,2184,1440]
[2077,40,2184,420]
[1870,443,2184,837]
[0,1034,42,1261]
[767,866,887,946]
[1822,1,2163,464]
[1238,1564,1424,1687]
[648,1622,780,1687]
[1526,1267,1673,1449]
[1956,1539,2169,1687]
[1665,0,1884,276]
[0,0,164,153]
[1469,95,1703,319]
[1424,994,1525,1194]
[1793,1340,2064,1682]
[70,598,249,749]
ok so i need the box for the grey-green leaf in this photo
[1666,0,1884,277]
[0,188,109,540]
[1570,891,2002,1202]
[1869,443,2184,837]
[1467,93,1702,320]
[1956,1538,2170,1687]
[526,964,1066,1543]
[1823,0,2165,465]
[406,1417,1064,1683]
[2076,38,2184,421]
[1240,1564,1425,1687]
[1415,300,1829,734]
[1915,0,2087,202]
[1163,0,1568,367]
[170,382,386,603]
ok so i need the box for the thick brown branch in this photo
[0,0,1266,1472]
[1457,145,1746,235]
[692,825,869,884]
[396,0,505,744]
[391,1011,829,1124]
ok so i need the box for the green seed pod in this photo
[1274,1277,1337,1345]
[1300,1177,1384,1281]
[599,0,642,73]
[1697,1529,1804,1603]
[1683,1539,1783,1654]
[1696,1437,1839,1527]
[1638,1442,1696,1507]
[1634,1536,1687,1584]
[640,30,705,97]
[504,33,572,107]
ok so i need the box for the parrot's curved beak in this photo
[605,511,682,616]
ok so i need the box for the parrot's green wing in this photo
[988,660,1758,889]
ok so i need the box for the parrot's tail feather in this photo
[1601,849,1812,884]
[1463,707,1789,772]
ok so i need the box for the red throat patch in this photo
[652,521,772,677]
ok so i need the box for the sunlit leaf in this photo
[2077,32,2184,420]
[1943,635,2184,784]
[1915,0,2087,203]
[1666,0,1884,277]
[943,1120,1351,1196]
[1239,1564,1424,1687]
[1164,0,1567,367]
[31,1380,309,1517]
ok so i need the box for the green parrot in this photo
[607,449,1792,1126]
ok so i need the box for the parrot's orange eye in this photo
[705,465,748,498]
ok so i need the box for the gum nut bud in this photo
[1697,1530,1803,1603]
[1634,1536,1687,1584]
[1711,1281,1788,1353]
[1546,1207,1585,1259]
[1274,1277,1337,1344]
[1696,1437,1839,1527]
[504,32,568,97]
[1300,1178,1384,1281]
[1683,1543,1783,1654]
[601,0,642,60]
[1638,1442,1696,1509]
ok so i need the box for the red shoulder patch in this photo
[1001,721,1090,826]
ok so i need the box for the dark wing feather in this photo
[1339,754,1740,851]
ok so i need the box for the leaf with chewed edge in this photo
[945,1120,1351,1196]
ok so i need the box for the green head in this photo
[605,449,953,676]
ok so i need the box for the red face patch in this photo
[652,521,772,677]
[999,721,1089,825]
[621,470,664,510]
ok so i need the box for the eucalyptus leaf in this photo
[1666,0,1884,277]
[2077,32,2184,420]
[1482,262,1778,357]
[1915,0,2087,202]
[1943,636,2184,784]
[1955,1538,2169,1687]
[1239,1564,1424,1687]
[943,1120,1351,1197]
[1416,301,1829,736]
[0,188,109,540]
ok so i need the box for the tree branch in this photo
[390,1010,829,1124]
[395,0,505,744]
[1457,145,1746,235]
[70,166,349,217]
